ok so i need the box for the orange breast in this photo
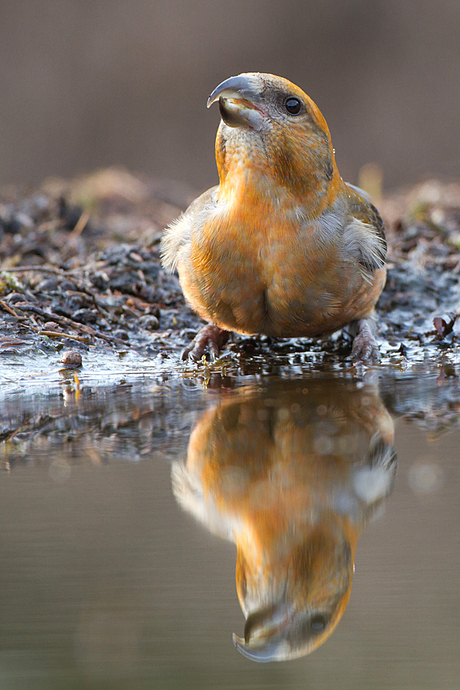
[177,199,385,337]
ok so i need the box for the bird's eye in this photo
[285,97,302,115]
[310,614,327,634]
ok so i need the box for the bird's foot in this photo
[181,324,230,362]
[349,317,379,364]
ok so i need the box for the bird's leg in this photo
[181,324,230,362]
[349,316,379,363]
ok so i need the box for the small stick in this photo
[0,300,25,320]
[1,265,71,276]
[21,322,91,342]
[13,303,126,346]
[68,210,90,241]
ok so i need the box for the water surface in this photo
[0,363,459,689]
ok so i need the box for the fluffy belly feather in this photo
[180,247,386,339]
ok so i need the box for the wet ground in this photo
[1,171,460,687]
[1,169,460,374]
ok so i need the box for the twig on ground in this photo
[12,303,127,346]
[0,300,26,320]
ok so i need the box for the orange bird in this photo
[172,378,396,661]
[161,73,386,362]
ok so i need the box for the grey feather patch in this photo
[343,217,386,274]
[160,212,191,272]
[160,186,219,272]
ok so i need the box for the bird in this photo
[171,377,397,661]
[161,72,387,362]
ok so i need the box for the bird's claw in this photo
[350,319,379,364]
[181,324,230,362]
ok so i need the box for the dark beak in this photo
[207,74,264,130]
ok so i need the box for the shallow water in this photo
[0,361,459,689]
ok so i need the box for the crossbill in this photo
[161,73,387,362]
[172,377,396,661]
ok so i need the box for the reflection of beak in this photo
[233,633,287,662]
[207,75,264,131]
[232,601,292,663]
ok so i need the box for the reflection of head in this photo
[172,378,396,661]
[234,526,353,661]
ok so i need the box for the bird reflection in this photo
[172,377,396,662]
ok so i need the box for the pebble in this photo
[72,308,98,324]
[60,350,82,367]
[37,278,59,292]
[60,281,78,291]
[113,329,130,341]
[139,314,160,330]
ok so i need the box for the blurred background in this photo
[0,0,458,194]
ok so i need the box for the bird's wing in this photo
[344,182,372,203]
[342,185,386,273]
[161,185,218,272]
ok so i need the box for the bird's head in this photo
[207,72,340,209]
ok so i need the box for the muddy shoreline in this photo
[1,168,460,368]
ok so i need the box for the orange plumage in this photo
[161,73,386,361]
[172,378,396,661]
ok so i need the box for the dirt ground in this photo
[2,169,460,463]
[1,167,460,366]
